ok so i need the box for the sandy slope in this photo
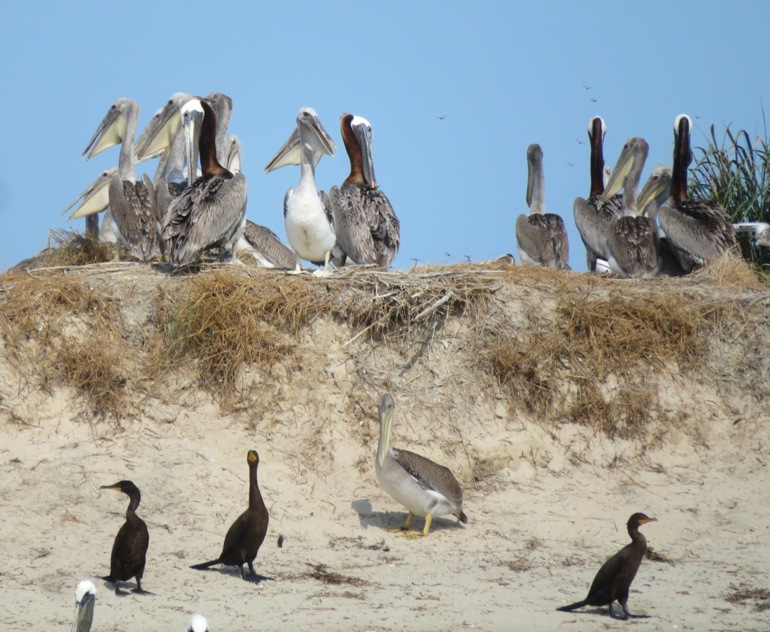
[0,265,768,631]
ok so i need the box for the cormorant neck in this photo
[248,462,265,512]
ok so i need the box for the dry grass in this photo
[12,230,115,270]
[689,254,768,290]
[483,287,739,438]
[0,271,129,417]
[725,585,770,612]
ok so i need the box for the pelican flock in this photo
[57,90,762,276]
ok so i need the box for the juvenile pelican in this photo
[375,394,468,537]
[162,98,247,265]
[574,117,623,271]
[101,480,150,596]
[601,137,660,277]
[81,99,157,261]
[71,580,96,632]
[515,144,570,269]
[636,166,687,276]
[224,134,242,174]
[188,613,209,632]
[658,114,737,271]
[557,513,656,619]
[235,220,297,268]
[325,114,400,268]
[264,108,336,272]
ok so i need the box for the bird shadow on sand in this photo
[99,579,155,597]
[557,606,650,620]
[351,499,465,534]
[189,566,274,584]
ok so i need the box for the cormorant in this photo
[557,512,656,619]
[101,480,150,596]
[190,450,269,582]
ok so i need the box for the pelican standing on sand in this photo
[375,394,468,537]
[71,580,96,632]
[264,108,336,272]
[601,137,660,277]
[81,99,157,260]
[574,117,623,271]
[515,144,570,269]
[325,113,400,268]
[657,114,737,271]
[162,98,247,265]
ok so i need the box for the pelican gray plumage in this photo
[235,220,297,268]
[71,580,96,632]
[325,114,400,268]
[375,394,468,537]
[574,117,623,271]
[264,108,336,272]
[636,166,688,276]
[657,114,737,271]
[81,99,157,261]
[515,144,570,269]
[601,137,660,277]
[188,613,209,632]
[162,98,247,265]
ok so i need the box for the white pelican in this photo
[264,108,336,272]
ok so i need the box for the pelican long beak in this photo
[181,100,204,187]
[66,168,116,219]
[72,591,95,632]
[225,134,242,174]
[264,128,301,172]
[600,143,635,204]
[135,93,193,161]
[377,395,395,469]
[83,104,126,160]
[636,175,671,216]
[352,118,376,187]
[299,108,336,159]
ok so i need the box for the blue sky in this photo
[1,1,767,271]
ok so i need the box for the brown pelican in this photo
[264,108,336,272]
[188,613,209,632]
[375,394,468,537]
[573,117,623,271]
[71,580,96,632]
[658,114,737,271]
[235,220,297,268]
[81,99,158,261]
[636,166,688,276]
[324,114,400,268]
[515,144,570,269]
[206,92,232,164]
[162,98,247,265]
[600,137,660,277]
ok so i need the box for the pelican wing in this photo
[242,220,297,269]
[658,200,736,265]
[392,448,463,507]
[516,213,569,269]
[607,217,659,277]
[108,174,157,261]
[164,173,247,265]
